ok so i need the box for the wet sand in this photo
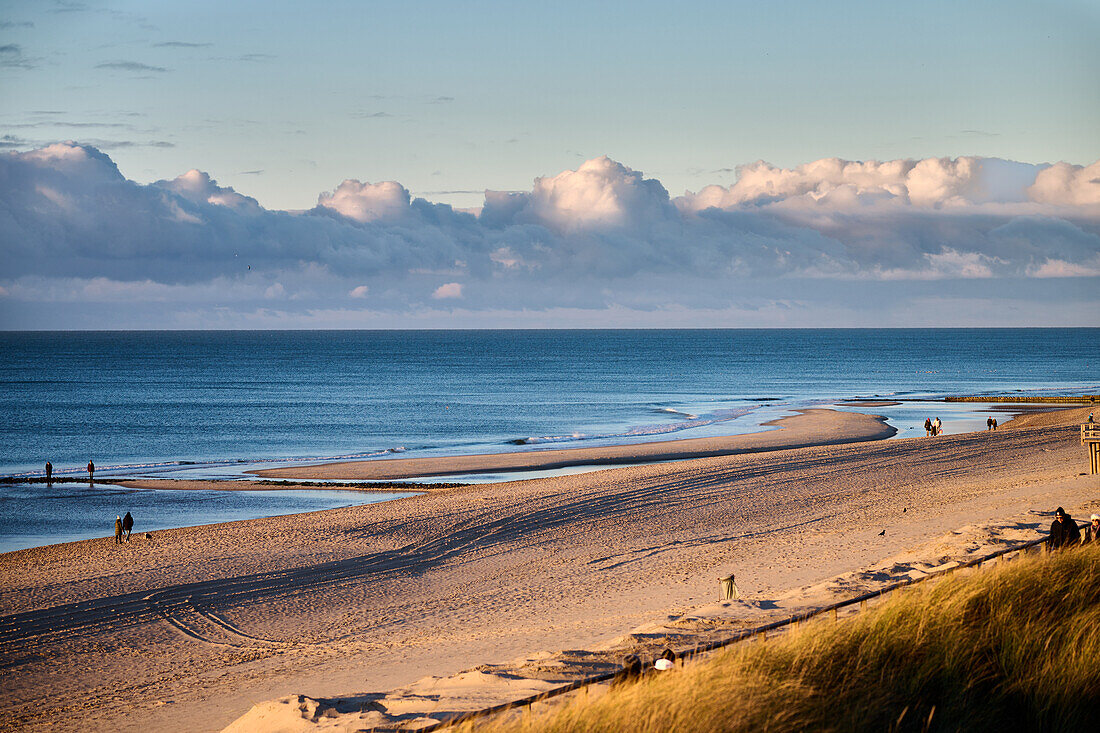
[0,407,1096,732]
[251,408,896,481]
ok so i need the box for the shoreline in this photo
[250,408,897,482]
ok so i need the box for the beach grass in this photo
[468,543,1100,732]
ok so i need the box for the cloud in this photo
[154,169,262,213]
[0,21,35,29]
[0,43,36,69]
[675,156,1045,211]
[432,282,463,299]
[153,41,211,48]
[0,143,1096,328]
[315,179,413,223]
[1027,161,1100,206]
[95,60,169,73]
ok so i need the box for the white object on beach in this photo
[654,659,674,671]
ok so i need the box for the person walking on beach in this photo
[987,417,994,431]
[122,511,134,542]
[114,515,123,545]
[1047,507,1081,550]
[1083,514,1100,545]
[932,417,942,436]
[45,461,52,485]
[925,418,932,437]
[87,460,95,482]
[992,418,998,430]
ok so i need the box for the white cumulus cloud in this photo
[0,143,1097,327]
[432,282,463,299]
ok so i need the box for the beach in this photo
[1,406,1097,732]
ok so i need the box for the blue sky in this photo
[0,1,1098,328]
[3,0,1097,209]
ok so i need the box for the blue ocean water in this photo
[2,329,1097,478]
[0,483,415,554]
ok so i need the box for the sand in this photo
[1,406,1096,732]
[251,408,897,481]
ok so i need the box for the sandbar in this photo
[251,408,896,481]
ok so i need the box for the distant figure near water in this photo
[992,418,998,430]
[122,511,134,542]
[987,417,994,430]
[87,460,95,482]
[45,461,52,485]
[1047,507,1081,550]
[114,515,123,545]
[925,418,932,436]
[932,417,942,436]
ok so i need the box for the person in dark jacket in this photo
[114,515,123,545]
[1047,507,1081,549]
[45,461,52,485]
[122,512,134,542]
[87,460,95,482]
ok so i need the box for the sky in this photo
[1,0,1098,328]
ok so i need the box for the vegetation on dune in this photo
[469,543,1100,732]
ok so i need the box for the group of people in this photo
[923,417,942,436]
[114,511,134,544]
[1048,507,1100,549]
[986,416,999,430]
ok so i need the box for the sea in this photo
[1,329,1097,551]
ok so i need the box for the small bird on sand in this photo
[878,529,886,536]
[903,508,907,513]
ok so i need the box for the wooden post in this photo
[831,608,838,622]
[1082,423,1100,475]
[860,599,867,611]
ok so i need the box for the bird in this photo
[878,529,886,536]
[903,508,907,513]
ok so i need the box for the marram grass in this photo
[466,544,1100,732]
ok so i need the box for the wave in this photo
[511,405,760,446]
[654,407,699,420]
[4,445,415,480]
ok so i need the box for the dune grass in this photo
[467,543,1100,732]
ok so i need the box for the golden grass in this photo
[467,544,1100,732]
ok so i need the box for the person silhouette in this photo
[45,461,52,486]
[122,512,134,542]
[87,460,95,483]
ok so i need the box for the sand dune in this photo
[0,407,1096,732]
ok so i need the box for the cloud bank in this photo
[0,143,1097,328]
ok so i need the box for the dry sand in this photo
[1,407,1096,732]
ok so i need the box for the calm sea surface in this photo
[1,329,1096,549]
[2,329,1097,476]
